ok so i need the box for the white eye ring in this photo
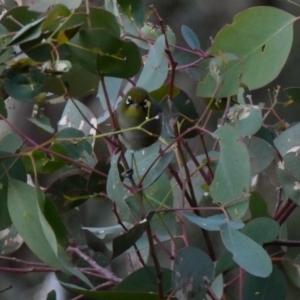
[143,99,148,108]
[125,96,132,106]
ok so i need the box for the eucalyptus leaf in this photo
[4,68,46,102]
[7,16,46,46]
[0,130,23,153]
[7,179,91,286]
[274,123,300,156]
[277,152,300,205]
[181,25,201,50]
[183,213,244,231]
[107,153,134,223]
[137,35,168,92]
[67,28,141,78]
[112,212,154,258]
[114,266,172,294]
[197,7,295,98]
[62,283,165,300]
[219,223,272,277]
[173,247,214,300]
[243,136,275,176]
[243,266,287,300]
[210,125,251,220]
[284,87,300,103]
[228,105,263,137]
[117,0,145,27]
[241,217,279,245]
[282,249,300,288]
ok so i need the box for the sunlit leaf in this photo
[197,7,295,97]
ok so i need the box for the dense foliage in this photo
[0,0,299,299]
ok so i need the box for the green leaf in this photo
[243,266,287,300]
[243,136,275,176]
[62,283,168,300]
[126,172,175,240]
[59,7,120,36]
[282,249,300,288]
[44,63,99,98]
[0,152,27,183]
[197,7,295,98]
[56,128,92,160]
[274,123,300,156]
[112,212,154,258]
[30,0,81,12]
[183,213,244,231]
[46,290,57,300]
[107,153,134,223]
[137,35,168,92]
[173,247,214,300]
[173,89,199,138]
[241,217,279,245]
[228,105,263,137]
[210,125,251,220]
[219,223,272,277]
[7,16,46,46]
[45,170,89,212]
[211,274,223,300]
[117,0,145,27]
[0,130,23,153]
[8,179,59,265]
[215,250,236,277]
[1,7,40,32]
[97,77,122,112]
[249,192,270,219]
[284,87,300,103]
[124,143,174,188]
[87,160,110,194]
[7,179,91,286]
[4,68,46,102]
[67,28,141,78]
[114,267,172,294]
[0,184,11,230]
[277,152,300,205]
[42,4,71,30]
[29,114,55,133]
[0,24,12,66]
[58,99,96,137]
[181,25,200,50]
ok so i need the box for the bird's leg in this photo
[121,151,134,178]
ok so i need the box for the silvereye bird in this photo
[116,87,162,151]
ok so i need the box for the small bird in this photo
[116,87,162,151]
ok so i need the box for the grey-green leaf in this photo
[243,136,275,176]
[137,35,168,92]
[181,25,200,50]
[219,223,272,278]
[173,246,214,300]
[210,125,251,220]
[243,266,287,300]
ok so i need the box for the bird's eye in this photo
[143,99,148,108]
[125,96,132,106]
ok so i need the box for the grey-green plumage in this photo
[116,87,162,151]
